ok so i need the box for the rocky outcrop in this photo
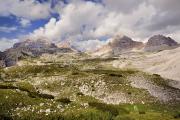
[2,39,73,67]
[94,35,144,56]
[144,35,179,52]
[57,41,78,52]
[109,35,143,52]
[0,52,5,68]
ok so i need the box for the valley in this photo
[1,0,180,120]
[0,52,180,120]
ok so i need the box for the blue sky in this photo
[0,0,102,40]
[0,0,60,39]
[0,0,180,51]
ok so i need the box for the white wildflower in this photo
[40,103,44,106]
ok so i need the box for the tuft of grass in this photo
[88,102,129,117]
[62,108,112,120]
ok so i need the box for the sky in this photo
[0,0,180,51]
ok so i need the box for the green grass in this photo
[2,64,78,80]
[0,56,180,120]
[0,87,179,120]
[0,82,54,99]
[62,108,112,120]
[89,102,129,116]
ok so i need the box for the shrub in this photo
[57,98,72,104]
[109,73,123,77]
[76,92,84,96]
[139,111,146,114]
[174,113,180,119]
[153,74,161,77]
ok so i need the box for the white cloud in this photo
[30,0,155,41]
[167,30,180,43]
[102,0,145,13]
[0,38,19,51]
[72,39,106,52]
[0,26,17,33]
[30,0,106,40]
[28,0,180,50]
[0,0,51,20]
[19,18,31,28]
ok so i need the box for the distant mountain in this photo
[57,41,71,49]
[57,40,79,52]
[144,35,179,52]
[94,35,144,56]
[2,38,73,67]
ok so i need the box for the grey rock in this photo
[3,39,73,67]
[109,35,144,52]
[144,35,179,52]
[0,52,5,68]
[94,35,144,56]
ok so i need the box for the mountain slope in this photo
[112,46,180,82]
[143,47,180,81]
[2,39,73,67]
[94,35,144,56]
[0,53,180,120]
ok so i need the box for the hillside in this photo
[111,47,180,83]
[0,39,73,67]
[0,52,180,120]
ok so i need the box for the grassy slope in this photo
[0,54,180,120]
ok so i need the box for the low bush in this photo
[57,98,72,104]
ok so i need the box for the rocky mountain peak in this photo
[144,35,179,52]
[13,38,57,49]
[1,38,73,67]
[94,35,144,56]
[108,35,143,49]
[57,41,71,49]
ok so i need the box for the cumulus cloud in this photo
[30,0,154,41]
[145,0,180,32]
[0,38,19,51]
[72,39,106,52]
[0,0,51,20]
[28,0,180,50]
[30,0,106,41]
[102,0,145,13]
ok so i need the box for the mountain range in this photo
[94,34,179,56]
[0,38,73,67]
[0,34,180,120]
[0,34,179,67]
